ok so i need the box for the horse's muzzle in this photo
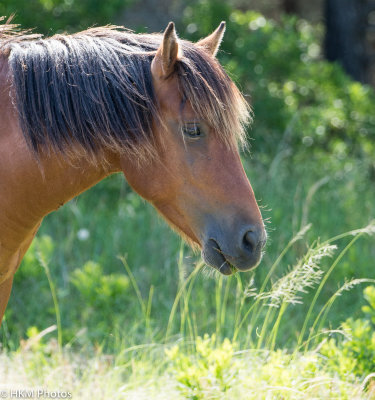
[201,225,267,275]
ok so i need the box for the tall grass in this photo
[161,221,375,353]
[1,221,374,399]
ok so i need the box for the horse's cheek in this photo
[120,160,163,203]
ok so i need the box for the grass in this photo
[1,211,375,398]
[0,344,371,399]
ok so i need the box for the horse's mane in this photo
[0,17,251,161]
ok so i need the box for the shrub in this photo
[320,285,375,378]
[166,334,238,399]
[70,261,131,340]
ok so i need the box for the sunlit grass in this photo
[0,336,371,399]
[1,222,375,399]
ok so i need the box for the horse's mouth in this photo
[202,239,237,275]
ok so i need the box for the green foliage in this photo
[3,236,57,347]
[363,285,375,324]
[1,336,367,399]
[320,285,375,379]
[0,0,134,34]
[71,261,130,310]
[166,334,237,399]
[2,222,375,398]
[165,335,364,399]
[15,235,54,282]
[321,319,375,379]
[184,9,375,172]
[70,261,131,341]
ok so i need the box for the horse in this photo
[0,19,267,326]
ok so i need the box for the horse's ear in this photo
[197,21,226,57]
[151,22,180,79]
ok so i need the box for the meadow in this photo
[1,3,375,399]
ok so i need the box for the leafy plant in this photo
[70,261,131,341]
[166,334,238,399]
[320,285,375,378]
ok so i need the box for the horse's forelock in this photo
[176,41,251,150]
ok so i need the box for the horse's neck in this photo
[0,58,120,252]
[0,138,118,247]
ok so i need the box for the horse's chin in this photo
[201,239,237,276]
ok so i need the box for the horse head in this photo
[121,22,267,275]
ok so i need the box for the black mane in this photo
[6,27,162,158]
[1,23,251,160]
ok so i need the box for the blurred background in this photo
[3,0,375,84]
[1,0,374,356]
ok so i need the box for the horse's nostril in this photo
[243,230,258,252]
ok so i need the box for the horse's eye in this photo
[182,124,202,139]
